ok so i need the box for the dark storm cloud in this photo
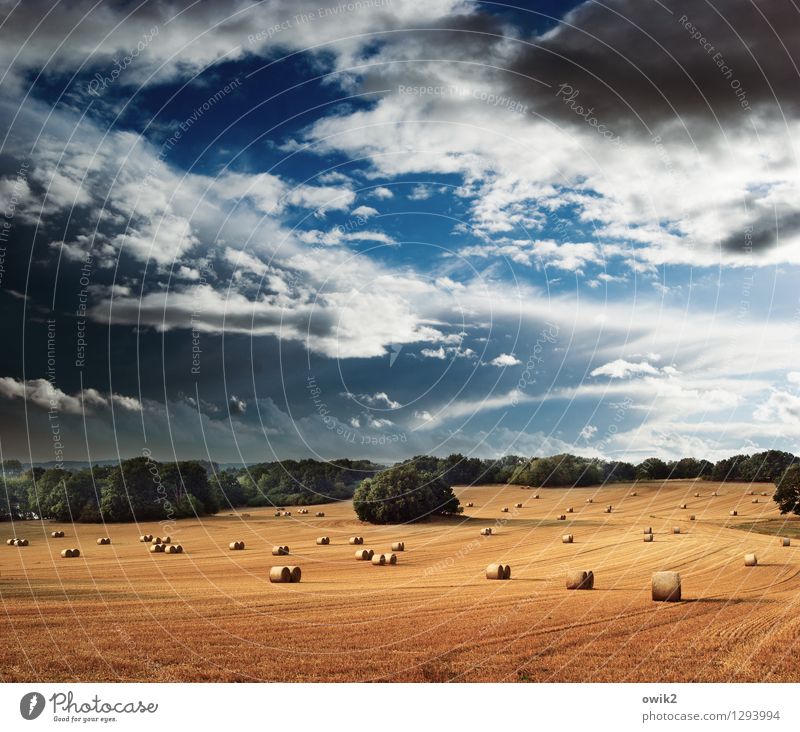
[505,0,800,134]
[721,211,800,253]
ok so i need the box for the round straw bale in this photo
[269,566,291,583]
[566,507,574,513]
[744,553,757,566]
[372,553,386,566]
[6,538,14,545]
[586,498,593,503]
[711,491,718,496]
[51,531,62,538]
[72,548,80,557]
[689,515,696,521]
[652,571,681,601]
[315,512,325,517]
[644,534,654,542]
[485,563,504,579]
[165,545,178,554]
[274,511,281,517]
[466,502,474,507]
[387,553,398,565]
[751,498,758,503]
[761,492,768,496]
[18,538,28,546]
[562,534,573,543]
[391,541,405,552]
[480,527,493,536]
[566,570,594,590]
[150,544,164,553]
[680,503,687,509]
[557,514,566,520]
[629,492,637,497]
[730,510,738,516]
[672,527,681,534]
[316,536,330,545]
[749,490,755,495]
[643,527,652,534]
[355,549,370,560]
[61,548,74,558]
[604,506,612,513]
[780,537,791,547]
[175,545,183,553]
[515,502,523,508]
[694,492,700,497]
[271,545,287,556]
[151,537,161,544]
[366,549,374,559]
[96,538,105,545]
[349,536,363,545]
[502,564,511,579]
[288,566,301,582]
[501,507,509,512]
[533,494,539,499]
[230,541,245,550]
[162,536,171,544]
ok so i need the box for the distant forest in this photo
[1,449,795,523]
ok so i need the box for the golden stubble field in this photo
[1,480,799,682]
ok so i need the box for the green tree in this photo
[774,464,800,515]
[636,457,670,480]
[353,464,459,524]
[100,458,164,522]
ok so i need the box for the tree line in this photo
[2,450,798,524]
[1,457,382,522]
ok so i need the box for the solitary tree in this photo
[353,464,459,524]
[774,464,800,515]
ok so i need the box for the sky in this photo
[0,0,798,466]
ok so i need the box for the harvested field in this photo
[0,480,798,682]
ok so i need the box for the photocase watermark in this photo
[737,224,754,321]
[678,14,751,111]
[423,506,522,577]
[26,690,158,723]
[555,84,625,149]
[398,84,528,115]
[593,397,633,456]
[513,322,560,405]
[142,447,176,535]
[19,692,45,720]
[189,253,216,375]
[74,250,93,368]
[0,160,30,290]
[247,0,393,45]
[140,78,242,192]
[87,25,159,97]
[306,373,407,446]
[45,318,66,469]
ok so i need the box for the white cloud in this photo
[487,353,521,367]
[0,377,141,414]
[344,391,402,409]
[421,346,447,359]
[590,359,664,379]
[351,205,379,218]
[229,395,247,414]
[579,424,598,440]
[754,390,800,425]
[408,184,434,200]
[370,186,394,199]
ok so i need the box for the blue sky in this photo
[0,0,799,465]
